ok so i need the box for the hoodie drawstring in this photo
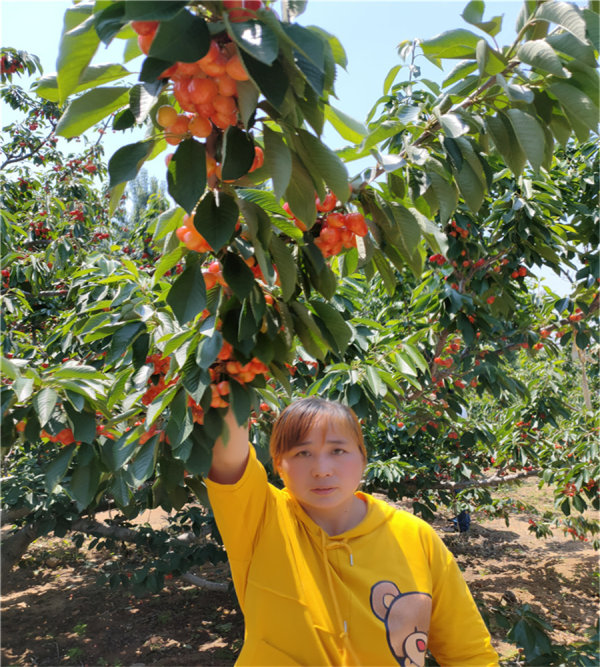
[320,532,361,665]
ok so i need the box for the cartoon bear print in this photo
[370,580,432,667]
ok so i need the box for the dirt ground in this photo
[2,479,598,666]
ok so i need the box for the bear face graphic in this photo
[370,580,432,667]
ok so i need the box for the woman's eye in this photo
[295,450,310,457]
[333,448,346,455]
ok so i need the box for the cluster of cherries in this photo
[283,192,368,258]
[175,213,212,253]
[131,19,250,138]
[140,343,269,429]
[40,427,76,446]
[29,220,50,240]
[141,354,176,406]
[0,54,24,76]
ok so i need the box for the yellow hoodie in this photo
[206,446,499,666]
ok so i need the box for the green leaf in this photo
[101,432,138,472]
[129,438,158,487]
[194,190,239,252]
[238,188,288,217]
[56,86,129,138]
[45,444,77,492]
[221,126,255,181]
[421,29,481,65]
[222,252,255,301]
[475,39,506,76]
[228,379,252,426]
[263,125,292,201]
[442,60,478,87]
[139,57,174,83]
[167,138,207,214]
[517,40,569,77]
[94,2,127,44]
[535,1,587,41]
[365,365,387,398]
[70,457,102,509]
[197,331,223,369]
[226,19,279,65]
[438,112,470,138]
[290,302,327,360]
[108,141,155,189]
[166,389,194,448]
[583,8,600,51]
[485,113,526,177]
[550,82,599,138]
[239,50,288,109]
[147,385,179,427]
[64,403,96,444]
[456,160,485,211]
[106,321,145,365]
[109,472,131,508]
[0,357,20,381]
[324,104,367,143]
[282,0,308,21]
[428,171,458,224]
[297,130,349,203]
[388,203,422,264]
[124,1,188,20]
[149,9,210,63]
[270,235,297,301]
[383,64,402,95]
[461,1,503,36]
[506,109,546,173]
[166,262,207,325]
[311,301,351,353]
[129,81,162,123]
[152,246,184,286]
[34,63,131,102]
[373,250,396,296]
[56,7,100,103]
[34,388,58,427]
[13,377,34,402]
[284,156,317,228]
[236,79,260,128]
[283,23,325,95]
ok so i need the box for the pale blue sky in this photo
[1,0,524,139]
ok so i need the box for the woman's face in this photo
[275,417,365,529]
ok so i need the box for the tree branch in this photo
[69,518,227,591]
[0,507,31,525]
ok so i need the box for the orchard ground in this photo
[2,478,597,666]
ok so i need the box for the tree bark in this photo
[1,522,40,582]
[1,507,32,526]
[70,518,227,591]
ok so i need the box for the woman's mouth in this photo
[311,487,336,495]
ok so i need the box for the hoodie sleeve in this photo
[426,528,499,666]
[205,445,270,607]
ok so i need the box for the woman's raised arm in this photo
[208,408,250,484]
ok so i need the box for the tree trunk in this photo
[1,522,40,582]
[1,507,32,526]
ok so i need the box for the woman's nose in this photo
[312,456,332,477]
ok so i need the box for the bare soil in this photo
[2,479,598,666]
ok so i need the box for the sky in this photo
[0,0,572,293]
[1,0,525,146]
